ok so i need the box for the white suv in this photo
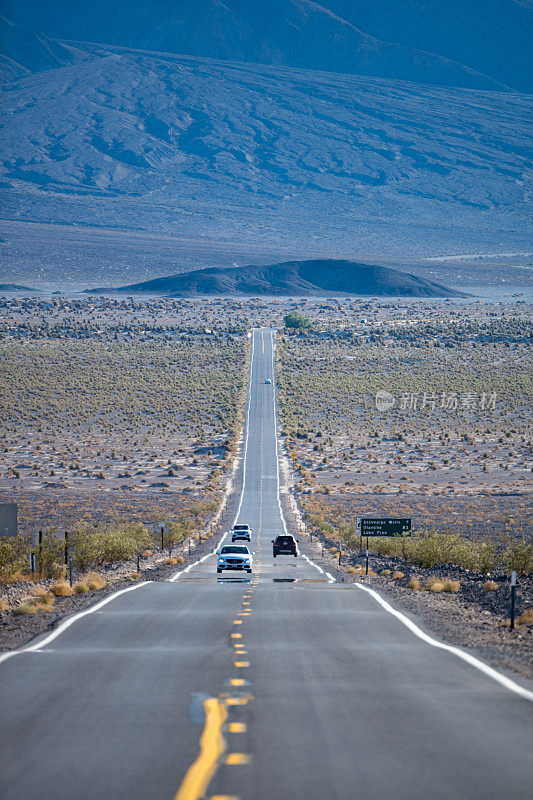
[217,545,253,574]
[231,524,252,542]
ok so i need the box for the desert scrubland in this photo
[0,294,531,657]
[0,297,250,601]
[276,300,532,564]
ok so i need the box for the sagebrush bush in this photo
[72,523,152,569]
[503,541,532,575]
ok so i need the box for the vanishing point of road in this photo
[0,328,531,800]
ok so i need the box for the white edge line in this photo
[355,582,533,702]
[0,581,152,666]
[270,330,334,582]
[169,330,256,582]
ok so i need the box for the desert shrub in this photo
[175,556,184,564]
[36,532,65,578]
[392,571,405,580]
[73,581,89,594]
[0,537,32,581]
[72,523,152,569]
[284,311,312,330]
[406,577,421,590]
[0,598,8,612]
[484,580,498,592]
[163,557,177,565]
[380,569,391,576]
[503,541,532,575]
[478,542,497,574]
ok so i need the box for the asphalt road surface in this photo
[0,328,531,800]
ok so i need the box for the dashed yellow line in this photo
[225,753,251,766]
[228,722,246,733]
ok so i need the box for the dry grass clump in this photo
[176,556,184,564]
[129,572,141,580]
[519,608,533,626]
[392,571,405,580]
[14,589,56,614]
[13,603,38,615]
[163,557,178,565]
[423,577,460,593]
[142,550,153,558]
[0,598,9,612]
[406,577,421,590]
[85,572,106,590]
[424,577,445,592]
[9,570,39,583]
[442,579,460,593]
[50,580,74,597]
[484,580,498,592]
[73,581,89,594]
[380,569,391,576]
[502,609,532,629]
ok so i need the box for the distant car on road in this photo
[272,534,298,557]
[231,523,252,542]
[217,545,253,573]
[264,378,272,384]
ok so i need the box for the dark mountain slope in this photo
[93,259,464,297]
[1,0,508,89]
[327,0,533,93]
[0,49,530,283]
[0,17,87,79]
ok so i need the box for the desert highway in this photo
[0,328,531,800]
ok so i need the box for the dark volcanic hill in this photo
[90,260,464,298]
[2,0,525,90]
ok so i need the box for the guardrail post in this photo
[365,549,369,575]
[137,553,141,573]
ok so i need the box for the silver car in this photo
[217,545,253,573]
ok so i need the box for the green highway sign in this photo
[357,517,412,537]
